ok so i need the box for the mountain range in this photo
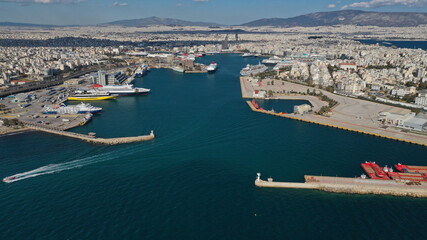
[101,16,217,27]
[242,10,427,27]
[1,10,426,28]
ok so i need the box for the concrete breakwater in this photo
[255,174,427,198]
[23,122,154,145]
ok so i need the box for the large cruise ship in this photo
[240,63,268,76]
[91,84,150,96]
[43,103,102,114]
[207,61,218,73]
[134,64,149,77]
[262,56,283,66]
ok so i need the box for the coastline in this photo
[255,175,427,198]
[241,77,427,147]
[0,127,30,136]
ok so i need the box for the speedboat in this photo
[3,176,15,183]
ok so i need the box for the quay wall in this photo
[0,127,29,136]
[246,101,427,147]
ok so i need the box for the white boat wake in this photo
[2,125,196,184]
[3,152,118,184]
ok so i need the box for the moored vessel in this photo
[68,91,116,101]
[207,61,218,73]
[362,161,427,182]
[172,67,185,73]
[240,63,268,76]
[134,64,149,77]
[90,84,150,96]
[262,56,283,66]
[42,103,102,114]
[68,95,116,101]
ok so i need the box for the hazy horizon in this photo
[0,0,426,26]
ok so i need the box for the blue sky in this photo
[0,0,426,25]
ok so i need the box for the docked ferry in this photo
[91,84,150,96]
[68,91,116,101]
[240,63,268,76]
[134,64,149,77]
[262,56,283,66]
[42,103,102,114]
[207,61,218,73]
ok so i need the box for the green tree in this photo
[418,82,427,90]
[402,94,416,103]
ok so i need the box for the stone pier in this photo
[23,122,155,145]
[254,173,427,198]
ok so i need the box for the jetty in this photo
[246,100,427,147]
[241,77,427,147]
[255,173,427,198]
[22,121,154,145]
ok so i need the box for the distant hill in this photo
[102,16,218,27]
[0,22,58,28]
[241,10,427,27]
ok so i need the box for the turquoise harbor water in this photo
[1,54,426,239]
[355,40,427,50]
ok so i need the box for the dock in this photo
[246,100,427,147]
[185,70,208,73]
[254,173,427,198]
[23,121,154,145]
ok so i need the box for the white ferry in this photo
[207,61,218,73]
[135,64,149,77]
[43,103,102,114]
[91,84,150,96]
[240,63,268,76]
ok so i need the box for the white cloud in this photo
[342,0,427,9]
[193,0,209,2]
[0,0,85,3]
[176,3,183,7]
[113,1,127,7]
[328,4,336,8]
